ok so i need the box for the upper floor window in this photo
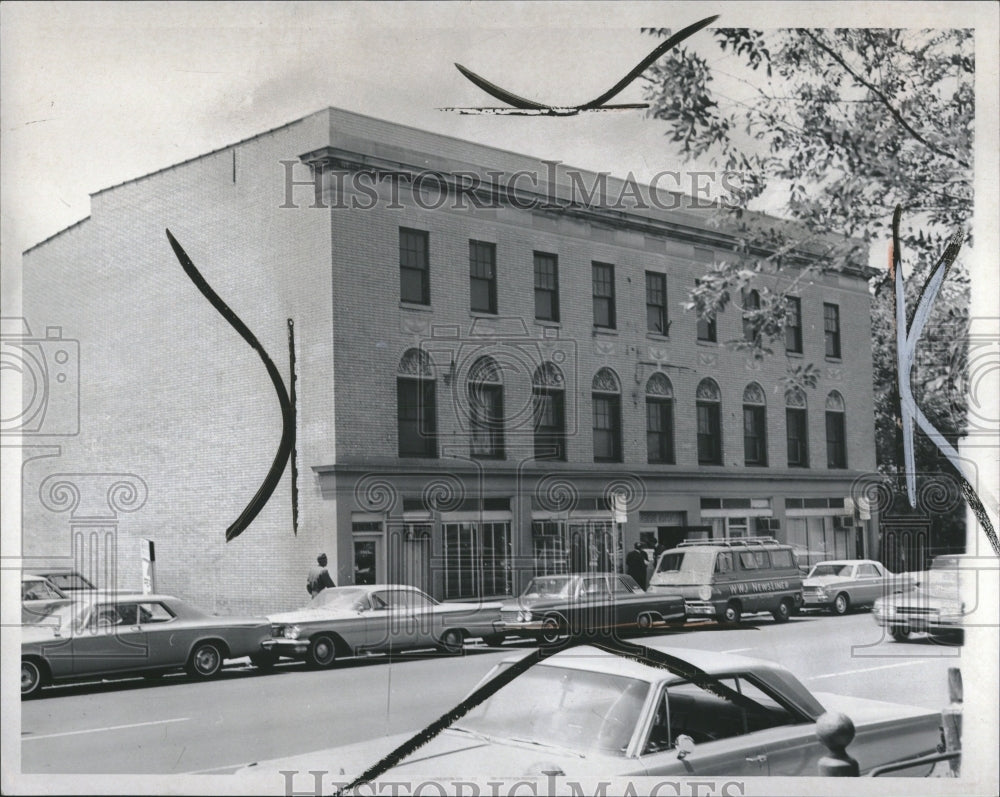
[534,252,560,322]
[742,382,767,467]
[696,378,722,465]
[646,373,675,464]
[785,388,808,468]
[468,356,505,459]
[697,312,717,343]
[824,303,841,358]
[785,296,802,353]
[469,240,497,314]
[592,368,622,463]
[397,349,436,458]
[743,289,761,342]
[592,262,616,329]
[825,391,847,469]
[532,362,566,461]
[646,271,668,334]
[399,228,429,305]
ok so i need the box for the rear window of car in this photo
[41,572,96,590]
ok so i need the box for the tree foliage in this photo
[641,27,973,489]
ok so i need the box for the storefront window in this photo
[442,521,512,599]
[532,518,624,575]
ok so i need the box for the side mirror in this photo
[675,734,696,760]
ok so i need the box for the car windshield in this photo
[521,577,573,599]
[28,601,82,631]
[43,572,96,590]
[455,664,649,757]
[809,564,852,578]
[655,551,715,583]
[307,588,371,610]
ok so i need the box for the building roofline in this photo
[23,216,91,256]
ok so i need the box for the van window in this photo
[770,550,794,568]
[753,551,771,568]
[714,552,734,574]
[738,552,759,570]
[655,550,716,584]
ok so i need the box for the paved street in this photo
[20,611,961,775]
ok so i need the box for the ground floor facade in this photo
[318,461,878,602]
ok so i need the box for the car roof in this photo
[812,559,875,566]
[501,643,825,718]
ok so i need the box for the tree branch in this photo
[801,29,971,169]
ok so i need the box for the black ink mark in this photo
[288,318,298,535]
[166,230,293,542]
[335,626,758,794]
[443,15,718,116]
[890,208,998,556]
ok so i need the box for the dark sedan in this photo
[21,594,273,697]
[498,572,685,644]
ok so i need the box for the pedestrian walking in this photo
[307,552,336,597]
[626,542,649,590]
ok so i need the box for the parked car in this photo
[263,585,504,668]
[873,554,971,644]
[803,559,915,614]
[498,572,685,644]
[21,593,273,697]
[239,643,941,778]
[21,574,72,624]
[31,568,97,592]
[648,537,803,623]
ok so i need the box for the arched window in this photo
[397,349,436,458]
[825,391,847,469]
[696,378,722,465]
[468,356,504,459]
[743,289,761,342]
[646,373,675,464]
[742,382,767,466]
[592,368,622,463]
[785,388,808,468]
[532,362,566,461]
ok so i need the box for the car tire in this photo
[307,634,338,669]
[251,652,279,671]
[438,629,465,655]
[186,641,224,678]
[890,627,911,642]
[636,612,654,631]
[21,659,44,697]
[481,634,505,647]
[772,598,793,624]
[832,593,850,616]
[718,602,742,624]
[539,616,566,646]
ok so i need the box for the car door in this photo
[579,575,613,632]
[610,574,641,629]
[638,681,769,776]
[855,563,882,606]
[70,600,149,677]
[137,601,187,668]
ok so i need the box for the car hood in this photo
[238,728,618,780]
[21,625,68,645]
[804,575,851,588]
[267,607,363,624]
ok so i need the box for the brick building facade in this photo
[18,108,878,615]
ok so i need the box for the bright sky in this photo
[1,1,996,317]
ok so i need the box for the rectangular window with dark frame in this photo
[399,228,430,305]
[593,395,622,462]
[785,296,802,353]
[534,252,560,322]
[743,405,767,466]
[533,388,566,461]
[695,279,717,342]
[397,378,437,458]
[646,397,675,464]
[592,262,616,329]
[826,411,847,468]
[469,240,497,314]
[824,303,841,358]
[646,271,667,334]
[786,408,808,467]
[697,403,722,464]
[470,383,505,459]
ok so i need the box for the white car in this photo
[240,643,942,778]
[263,584,505,667]
[803,559,915,615]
